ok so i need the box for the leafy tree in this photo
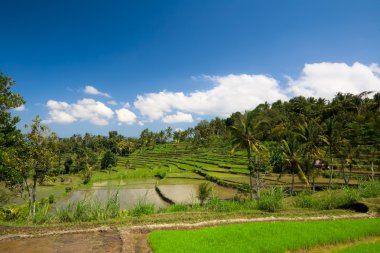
[101,150,118,173]
[18,117,58,216]
[0,72,25,191]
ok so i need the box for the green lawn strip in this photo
[149,218,380,253]
[333,238,380,252]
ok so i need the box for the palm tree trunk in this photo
[328,147,333,188]
[256,166,260,199]
[249,172,254,200]
[291,163,295,195]
[312,166,316,192]
[341,158,348,185]
[347,163,352,185]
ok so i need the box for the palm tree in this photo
[324,117,339,187]
[281,132,309,195]
[231,111,266,199]
[298,119,326,191]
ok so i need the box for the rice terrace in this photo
[1,1,380,252]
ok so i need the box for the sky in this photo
[1,0,380,137]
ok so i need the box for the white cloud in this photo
[138,121,144,126]
[134,74,288,121]
[288,62,380,99]
[107,100,118,105]
[13,104,25,112]
[162,112,193,123]
[115,108,137,125]
[44,98,114,125]
[84,85,111,98]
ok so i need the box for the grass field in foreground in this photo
[334,239,380,252]
[149,218,380,253]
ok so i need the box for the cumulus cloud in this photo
[115,108,137,125]
[162,112,193,123]
[107,100,118,105]
[44,98,114,125]
[84,85,111,98]
[134,74,288,121]
[13,104,25,111]
[288,62,380,99]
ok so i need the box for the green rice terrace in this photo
[1,71,380,252]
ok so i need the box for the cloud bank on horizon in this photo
[43,62,380,126]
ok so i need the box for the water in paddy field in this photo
[0,231,122,253]
[56,178,169,209]
[55,178,238,209]
[158,178,238,203]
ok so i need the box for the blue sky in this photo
[1,0,380,137]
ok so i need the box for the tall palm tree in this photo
[281,132,309,195]
[298,119,326,191]
[324,117,339,187]
[231,111,266,199]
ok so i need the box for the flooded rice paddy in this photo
[56,177,238,209]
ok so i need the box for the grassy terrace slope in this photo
[149,218,380,253]
[125,142,377,197]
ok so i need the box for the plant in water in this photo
[198,182,213,206]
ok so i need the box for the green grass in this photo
[149,218,380,253]
[334,239,380,252]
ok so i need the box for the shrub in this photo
[48,194,55,204]
[257,187,283,212]
[65,186,72,193]
[159,203,189,213]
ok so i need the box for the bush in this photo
[48,194,55,204]
[257,187,283,212]
[65,186,72,193]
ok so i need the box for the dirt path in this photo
[0,213,378,253]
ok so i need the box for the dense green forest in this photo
[1,72,380,218]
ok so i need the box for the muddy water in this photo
[0,231,122,253]
[158,179,237,203]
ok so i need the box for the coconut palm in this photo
[281,132,309,195]
[231,111,267,199]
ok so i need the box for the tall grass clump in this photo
[312,187,360,210]
[294,191,313,208]
[257,187,283,212]
[56,192,120,222]
[129,199,155,217]
[358,180,380,198]
[198,182,213,206]
[206,197,243,212]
